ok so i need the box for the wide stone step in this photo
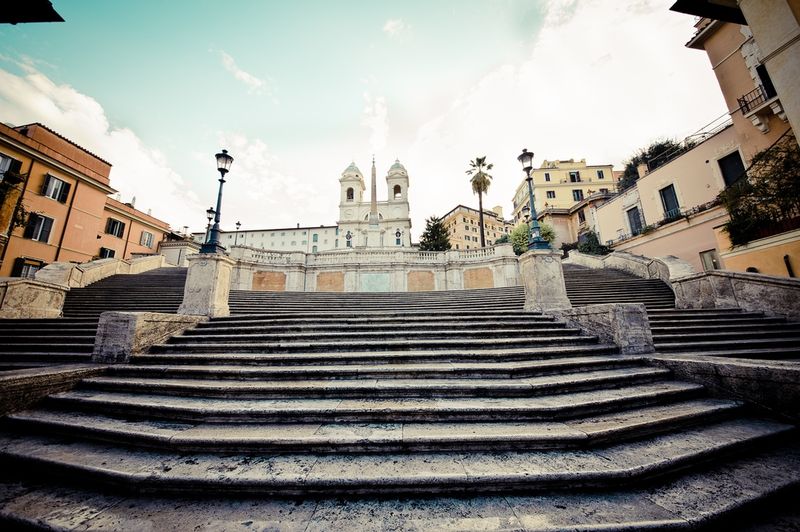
[170,327,582,344]
[647,309,747,317]
[4,441,798,530]
[647,317,786,327]
[0,343,94,353]
[78,367,670,399]
[0,418,789,495]
[109,354,639,380]
[131,344,620,366]
[654,346,800,359]
[150,335,602,354]
[6,398,741,453]
[42,381,705,423]
[652,323,800,334]
[210,311,547,324]
[654,330,800,343]
[655,338,800,352]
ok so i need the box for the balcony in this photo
[737,85,786,133]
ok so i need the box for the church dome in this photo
[388,159,407,176]
[341,162,363,179]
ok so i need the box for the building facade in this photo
[441,205,513,250]
[0,122,171,277]
[511,159,616,224]
[194,224,340,254]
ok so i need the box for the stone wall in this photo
[35,255,168,288]
[228,244,522,292]
[671,270,800,319]
[0,279,68,318]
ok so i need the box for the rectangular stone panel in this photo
[359,272,391,292]
[463,267,494,289]
[317,271,344,292]
[252,271,286,292]
[408,270,435,292]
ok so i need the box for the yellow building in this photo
[441,205,513,250]
[511,159,616,225]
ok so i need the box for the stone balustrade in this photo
[564,250,695,286]
[35,255,168,288]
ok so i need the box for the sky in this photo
[0,0,728,239]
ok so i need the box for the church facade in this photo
[337,158,412,248]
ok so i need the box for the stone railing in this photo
[671,270,800,318]
[0,278,68,318]
[35,255,168,288]
[564,250,695,286]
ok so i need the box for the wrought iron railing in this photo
[737,85,767,114]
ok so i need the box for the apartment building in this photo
[194,225,340,254]
[441,205,513,250]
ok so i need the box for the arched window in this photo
[393,184,402,198]
[346,187,354,201]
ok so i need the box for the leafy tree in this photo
[494,233,510,245]
[619,139,684,191]
[719,133,800,246]
[418,215,452,251]
[577,230,610,255]
[465,156,493,248]
[509,222,555,255]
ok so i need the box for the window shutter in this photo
[41,174,51,195]
[10,258,25,277]
[40,217,53,242]
[23,215,37,239]
[58,181,71,203]
[9,159,22,174]
[105,219,113,233]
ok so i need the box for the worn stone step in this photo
[78,367,670,399]
[655,338,800,352]
[654,330,800,343]
[189,319,562,334]
[647,309,746,317]
[131,344,620,366]
[0,343,94,353]
[6,398,742,453]
[0,418,789,495]
[42,381,705,423]
[109,354,639,380]
[208,311,548,324]
[652,323,800,334]
[648,317,787,327]
[170,327,583,344]
[150,335,602,354]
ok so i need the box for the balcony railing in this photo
[737,85,768,114]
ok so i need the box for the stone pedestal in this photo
[0,279,68,319]
[555,303,654,355]
[519,250,572,312]
[178,253,235,317]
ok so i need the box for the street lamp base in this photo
[527,238,552,251]
[199,242,227,254]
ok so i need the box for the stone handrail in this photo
[35,255,168,288]
[564,250,695,285]
[230,243,514,267]
[671,270,800,318]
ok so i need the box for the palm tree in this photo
[466,156,493,247]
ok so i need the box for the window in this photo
[302,240,307,245]
[346,240,352,248]
[465,236,471,241]
[659,184,680,219]
[577,209,586,223]
[599,188,609,194]
[139,231,154,248]
[569,171,581,183]
[718,151,746,187]
[312,245,318,253]
[393,184,402,198]
[627,207,644,235]
[24,214,54,243]
[756,64,777,99]
[544,172,551,182]
[396,238,401,245]
[291,241,296,245]
[0,154,22,181]
[546,191,556,199]
[699,249,722,271]
[42,174,71,203]
[465,225,469,231]
[312,233,318,242]
[99,247,116,259]
[596,170,605,179]
[572,189,584,201]
[10,257,45,278]
[105,218,125,238]
[346,187,354,201]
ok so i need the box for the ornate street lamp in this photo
[200,149,234,254]
[205,207,215,243]
[235,221,241,246]
[517,148,551,250]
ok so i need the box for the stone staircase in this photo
[1,282,799,528]
[564,263,800,360]
[0,267,187,370]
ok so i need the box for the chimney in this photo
[636,163,649,179]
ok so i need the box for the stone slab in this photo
[0,279,68,319]
[0,365,107,417]
[555,303,655,355]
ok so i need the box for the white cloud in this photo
[218,50,267,95]
[361,92,389,154]
[0,61,201,228]
[383,19,409,38]
[405,0,728,234]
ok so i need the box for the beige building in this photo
[511,159,616,225]
[194,224,340,254]
[538,191,616,250]
[441,205,513,250]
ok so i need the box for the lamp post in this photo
[205,207,215,243]
[235,221,241,246]
[200,149,234,254]
[517,148,551,250]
